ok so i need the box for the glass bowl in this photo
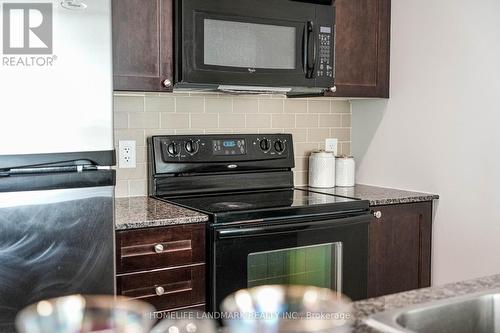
[15,294,156,333]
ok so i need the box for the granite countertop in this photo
[300,184,439,206]
[115,196,209,230]
[351,274,500,332]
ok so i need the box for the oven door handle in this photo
[216,215,368,239]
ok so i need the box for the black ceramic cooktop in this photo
[157,189,369,224]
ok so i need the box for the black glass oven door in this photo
[177,0,324,88]
[210,214,369,312]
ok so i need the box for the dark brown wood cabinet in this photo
[367,202,433,298]
[328,0,391,98]
[112,0,173,92]
[116,224,206,313]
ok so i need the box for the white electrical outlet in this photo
[119,140,136,169]
[325,138,338,155]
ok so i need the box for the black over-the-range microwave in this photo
[175,0,336,97]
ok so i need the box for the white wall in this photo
[352,0,500,285]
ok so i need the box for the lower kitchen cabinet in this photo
[115,224,206,313]
[367,202,433,298]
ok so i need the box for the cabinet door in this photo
[329,0,391,98]
[112,0,173,92]
[368,202,432,298]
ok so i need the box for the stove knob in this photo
[259,139,271,152]
[167,142,179,156]
[185,140,199,154]
[274,140,285,153]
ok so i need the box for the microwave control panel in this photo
[317,26,334,79]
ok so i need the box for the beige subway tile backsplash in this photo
[115,180,129,197]
[295,143,319,157]
[116,163,147,180]
[161,113,189,129]
[294,157,309,172]
[113,92,352,197]
[319,114,341,127]
[308,100,330,113]
[114,129,146,146]
[113,112,128,129]
[295,114,319,128]
[234,98,259,113]
[341,114,352,127]
[128,112,160,129]
[206,98,232,113]
[129,179,148,196]
[272,114,295,128]
[331,128,351,141]
[331,101,351,113]
[307,128,331,143]
[246,114,271,128]
[284,99,307,113]
[219,114,245,128]
[114,96,144,112]
[340,142,351,156]
[259,99,283,113]
[176,97,204,113]
[145,96,175,113]
[191,113,218,128]
[285,128,307,142]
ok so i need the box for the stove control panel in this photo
[150,134,294,174]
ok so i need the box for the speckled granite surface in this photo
[115,196,209,230]
[299,184,439,206]
[351,274,500,332]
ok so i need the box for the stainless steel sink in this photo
[364,288,500,333]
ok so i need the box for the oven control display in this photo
[213,139,246,155]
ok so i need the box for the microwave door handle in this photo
[305,21,316,79]
[302,24,308,73]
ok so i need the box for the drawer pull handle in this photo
[154,244,164,253]
[372,210,382,219]
[155,286,165,296]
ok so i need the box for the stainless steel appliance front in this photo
[0,183,115,332]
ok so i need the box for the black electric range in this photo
[149,134,371,312]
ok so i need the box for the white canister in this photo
[335,156,356,187]
[308,150,336,188]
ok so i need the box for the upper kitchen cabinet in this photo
[112,0,173,92]
[112,0,390,97]
[328,0,391,98]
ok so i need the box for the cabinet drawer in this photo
[116,224,205,274]
[117,265,205,312]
